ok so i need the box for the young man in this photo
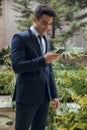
[11,4,59,130]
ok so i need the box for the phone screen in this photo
[56,48,65,54]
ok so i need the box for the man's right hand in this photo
[44,52,59,64]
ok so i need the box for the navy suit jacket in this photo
[11,28,58,104]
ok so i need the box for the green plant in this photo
[0,47,10,65]
[54,95,87,130]
[0,70,16,95]
[53,63,87,102]
[0,46,16,95]
[47,102,57,130]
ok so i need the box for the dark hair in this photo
[34,4,56,19]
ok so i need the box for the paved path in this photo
[1,125,14,130]
[0,109,15,130]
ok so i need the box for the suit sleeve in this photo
[49,64,59,99]
[11,34,46,73]
[46,40,58,99]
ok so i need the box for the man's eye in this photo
[43,22,47,25]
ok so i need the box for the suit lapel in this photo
[28,29,41,56]
[28,29,50,55]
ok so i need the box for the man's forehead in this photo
[40,15,53,23]
[41,14,53,19]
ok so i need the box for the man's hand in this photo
[52,98,59,110]
[44,52,59,64]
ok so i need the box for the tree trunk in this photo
[51,25,56,38]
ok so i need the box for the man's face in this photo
[33,15,53,35]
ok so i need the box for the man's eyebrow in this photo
[42,20,52,25]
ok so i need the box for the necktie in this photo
[38,35,43,55]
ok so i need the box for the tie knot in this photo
[38,35,43,40]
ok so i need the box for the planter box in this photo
[0,95,12,108]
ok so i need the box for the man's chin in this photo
[42,32,47,35]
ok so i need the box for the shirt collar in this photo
[30,26,40,37]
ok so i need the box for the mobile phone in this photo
[55,48,65,54]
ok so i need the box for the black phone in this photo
[55,48,65,54]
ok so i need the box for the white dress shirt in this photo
[30,26,46,54]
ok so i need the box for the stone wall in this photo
[0,0,40,51]
[0,0,5,50]
[63,55,87,66]
[0,0,19,50]
[5,0,19,48]
[75,56,87,65]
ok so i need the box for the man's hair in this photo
[34,4,56,20]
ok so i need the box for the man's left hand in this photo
[52,98,59,110]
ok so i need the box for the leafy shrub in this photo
[53,67,87,102]
[54,95,87,130]
[53,59,86,70]
[0,70,15,95]
[47,63,87,130]
[0,47,10,65]
[47,102,57,130]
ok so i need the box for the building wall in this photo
[0,0,5,50]
[5,0,19,47]
[0,0,40,51]
[0,0,19,51]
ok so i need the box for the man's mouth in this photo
[43,30,47,33]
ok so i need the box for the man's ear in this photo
[33,17,38,23]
